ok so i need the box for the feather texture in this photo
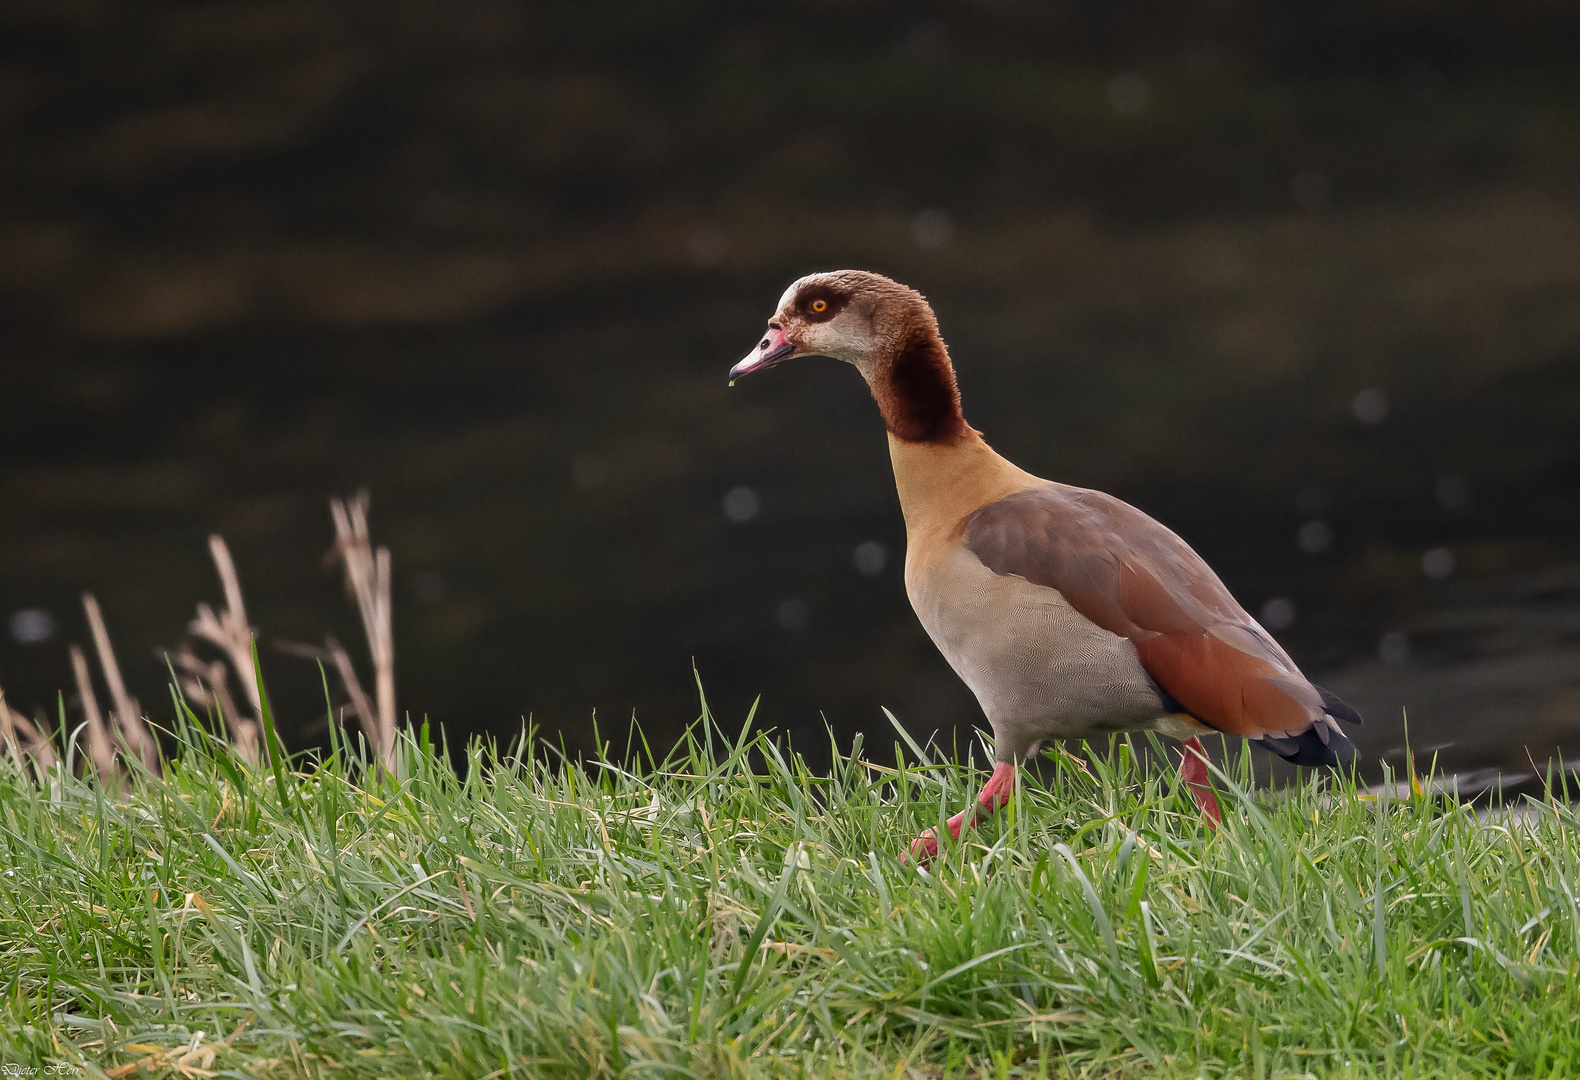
[965,482,1354,753]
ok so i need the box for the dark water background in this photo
[2,2,1578,791]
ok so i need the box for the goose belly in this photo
[906,543,1169,755]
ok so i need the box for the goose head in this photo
[729,270,968,445]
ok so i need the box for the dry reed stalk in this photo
[14,712,58,772]
[69,644,121,779]
[174,645,260,765]
[329,492,396,771]
[0,687,57,774]
[323,636,378,739]
[83,593,159,771]
[0,687,21,763]
[274,636,378,751]
[185,535,265,764]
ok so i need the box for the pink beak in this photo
[729,325,796,381]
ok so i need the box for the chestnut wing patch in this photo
[964,484,1323,740]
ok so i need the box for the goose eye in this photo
[811,299,828,313]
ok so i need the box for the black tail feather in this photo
[1255,722,1358,769]
[1315,685,1363,725]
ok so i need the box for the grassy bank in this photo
[4,687,1580,1078]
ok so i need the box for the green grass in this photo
[4,682,1580,1078]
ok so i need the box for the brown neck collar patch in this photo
[871,319,969,444]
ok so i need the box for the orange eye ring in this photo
[811,299,828,313]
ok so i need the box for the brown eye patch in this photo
[795,284,849,323]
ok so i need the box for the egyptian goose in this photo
[729,270,1362,861]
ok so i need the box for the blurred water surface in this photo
[2,2,1578,790]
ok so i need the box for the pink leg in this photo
[907,761,1018,864]
[1178,736,1221,828]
